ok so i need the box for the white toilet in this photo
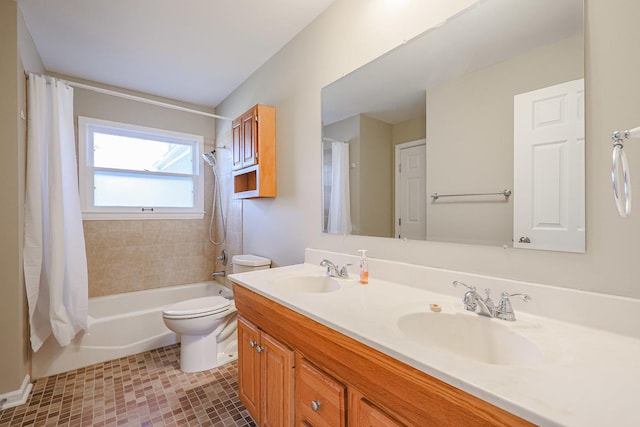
[232,254,272,273]
[162,254,271,373]
[162,296,237,373]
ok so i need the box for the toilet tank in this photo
[232,254,271,274]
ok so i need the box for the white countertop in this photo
[230,262,640,427]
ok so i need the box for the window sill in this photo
[82,211,205,221]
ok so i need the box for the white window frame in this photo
[78,116,205,220]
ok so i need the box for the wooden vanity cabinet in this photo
[237,316,293,426]
[233,283,534,427]
[232,104,276,199]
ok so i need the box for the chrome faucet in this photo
[452,281,495,317]
[320,259,350,279]
[496,292,531,321]
[452,281,530,321]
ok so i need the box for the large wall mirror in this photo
[321,0,585,252]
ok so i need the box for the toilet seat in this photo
[163,296,231,319]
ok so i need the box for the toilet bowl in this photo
[162,296,237,373]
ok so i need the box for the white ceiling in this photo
[18,0,335,108]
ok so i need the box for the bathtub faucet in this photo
[217,249,228,266]
[211,271,226,278]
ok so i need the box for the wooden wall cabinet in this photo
[237,316,293,426]
[232,104,276,199]
[233,283,533,427]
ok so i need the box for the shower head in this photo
[202,150,216,167]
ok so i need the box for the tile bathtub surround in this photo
[0,345,256,427]
[84,219,217,297]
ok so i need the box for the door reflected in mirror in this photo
[321,0,584,252]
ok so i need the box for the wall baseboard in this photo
[0,375,32,410]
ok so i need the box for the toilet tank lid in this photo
[232,254,271,267]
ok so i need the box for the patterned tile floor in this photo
[0,345,257,427]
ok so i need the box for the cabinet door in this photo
[232,118,242,170]
[241,108,257,168]
[261,333,294,427]
[238,317,260,421]
[295,358,346,427]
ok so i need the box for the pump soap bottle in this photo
[357,249,369,284]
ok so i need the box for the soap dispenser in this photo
[357,249,369,284]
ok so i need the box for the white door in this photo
[395,140,426,239]
[513,79,585,252]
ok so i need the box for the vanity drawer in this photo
[295,357,346,427]
[349,388,406,427]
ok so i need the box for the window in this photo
[78,116,204,220]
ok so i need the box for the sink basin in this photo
[269,275,341,293]
[397,312,543,366]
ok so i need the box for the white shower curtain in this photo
[24,73,88,352]
[327,142,352,234]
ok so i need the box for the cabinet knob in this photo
[256,345,265,353]
[249,340,257,348]
[311,400,321,412]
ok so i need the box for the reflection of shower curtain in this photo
[24,73,88,352]
[327,142,352,234]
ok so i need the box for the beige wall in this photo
[359,115,393,237]
[426,34,583,246]
[0,0,29,397]
[66,81,241,296]
[393,116,426,147]
[217,0,640,300]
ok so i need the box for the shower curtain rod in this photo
[25,71,232,121]
[323,137,349,143]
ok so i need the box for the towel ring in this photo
[611,141,631,218]
[610,127,640,218]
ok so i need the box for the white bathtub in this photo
[32,281,236,379]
